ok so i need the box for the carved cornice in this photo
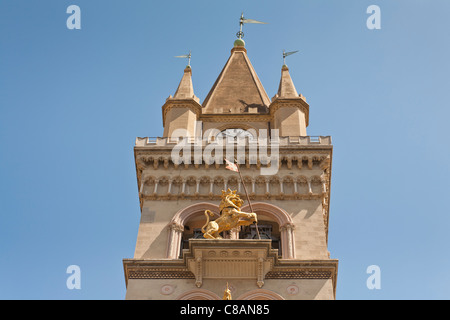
[265,270,332,279]
[134,136,332,150]
[128,269,195,280]
[123,249,338,298]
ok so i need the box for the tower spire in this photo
[173,65,198,101]
[173,51,198,101]
[277,64,299,98]
[276,50,300,98]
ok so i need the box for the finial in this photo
[283,49,299,67]
[235,12,267,44]
[175,50,192,67]
[223,282,232,300]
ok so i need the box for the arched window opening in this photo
[179,213,207,257]
[239,218,281,257]
[167,202,295,260]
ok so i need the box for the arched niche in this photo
[241,202,296,259]
[166,202,220,259]
[167,202,296,260]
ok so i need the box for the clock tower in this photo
[123,36,338,300]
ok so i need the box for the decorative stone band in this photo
[265,270,333,279]
[124,240,338,298]
[126,267,334,280]
[135,136,331,147]
[128,269,195,280]
[123,255,338,298]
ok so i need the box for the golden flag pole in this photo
[230,158,261,240]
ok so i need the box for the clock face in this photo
[217,128,254,140]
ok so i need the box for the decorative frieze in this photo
[139,174,329,202]
[128,268,195,280]
[265,270,332,279]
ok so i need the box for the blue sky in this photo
[1,0,449,300]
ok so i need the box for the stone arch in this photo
[296,175,309,194]
[157,176,170,195]
[141,175,156,195]
[198,176,211,195]
[282,176,295,195]
[226,176,239,193]
[184,175,197,195]
[212,176,226,195]
[237,289,285,300]
[166,202,220,259]
[170,175,183,195]
[177,289,221,300]
[241,175,254,195]
[310,175,324,194]
[241,202,296,259]
[268,176,280,195]
[254,176,266,195]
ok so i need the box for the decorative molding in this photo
[123,256,339,299]
[286,284,299,295]
[160,284,175,295]
[128,268,195,280]
[265,270,332,279]
[199,114,272,123]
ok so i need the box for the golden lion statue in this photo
[202,189,257,239]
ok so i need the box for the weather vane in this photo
[283,49,299,66]
[237,12,267,39]
[174,50,192,67]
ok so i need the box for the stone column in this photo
[166,222,184,259]
[153,178,160,195]
[280,223,296,259]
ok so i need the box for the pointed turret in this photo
[162,66,201,138]
[270,65,309,136]
[276,65,299,98]
[173,66,199,102]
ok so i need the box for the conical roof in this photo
[173,66,199,102]
[202,45,270,114]
[276,65,298,98]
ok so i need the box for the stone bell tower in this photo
[123,36,338,300]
